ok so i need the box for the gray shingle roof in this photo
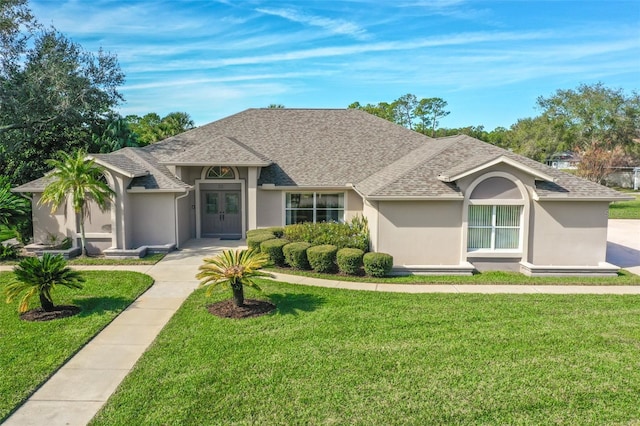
[12,109,629,200]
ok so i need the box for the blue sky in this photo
[31,0,640,130]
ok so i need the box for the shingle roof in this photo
[148,108,431,186]
[12,109,629,200]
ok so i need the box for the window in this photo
[468,205,522,250]
[285,192,344,225]
[206,166,235,179]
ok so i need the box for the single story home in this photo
[14,108,631,276]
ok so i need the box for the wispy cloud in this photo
[256,7,369,40]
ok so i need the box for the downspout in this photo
[174,189,192,249]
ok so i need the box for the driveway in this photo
[607,219,640,275]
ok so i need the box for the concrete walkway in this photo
[2,225,640,425]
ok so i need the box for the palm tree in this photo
[39,150,114,256]
[0,176,29,230]
[196,249,273,307]
[5,253,84,312]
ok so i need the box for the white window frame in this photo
[467,202,523,251]
[285,192,345,225]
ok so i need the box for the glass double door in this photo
[201,190,241,238]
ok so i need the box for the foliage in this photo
[363,252,393,277]
[576,143,632,183]
[264,226,285,238]
[0,243,19,260]
[91,283,640,425]
[336,247,364,275]
[282,216,369,251]
[39,150,114,256]
[5,253,84,312]
[196,249,273,307]
[0,1,125,184]
[126,112,195,146]
[349,94,450,137]
[283,242,312,270]
[91,115,139,153]
[260,238,289,266]
[246,231,276,252]
[0,176,28,230]
[0,270,153,421]
[306,244,338,273]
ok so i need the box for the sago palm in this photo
[196,249,273,307]
[5,253,85,313]
[39,150,114,256]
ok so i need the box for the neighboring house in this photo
[14,109,632,276]
[546,151,581,170]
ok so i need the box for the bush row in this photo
[257,238,393,277]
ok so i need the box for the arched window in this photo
[206,166,235,179]
[467,176,524,251]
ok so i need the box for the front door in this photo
[201,190,242,238]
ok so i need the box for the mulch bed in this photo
[207,299,276,319]
[20,305,81,322]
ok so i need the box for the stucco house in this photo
[14,108,631,276]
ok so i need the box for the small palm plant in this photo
[196,249,273,307]
[5,253,85,313]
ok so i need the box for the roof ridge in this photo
[358,138,457,195]
[224,136,272,163]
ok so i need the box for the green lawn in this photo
[268,267,640,285]
[0,271,154,421]
[92,281,640,425]
[0,253,165,266]
[609,192,640,219]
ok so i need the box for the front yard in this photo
[91,280,640,425]
[609,191,640,219]
[0,271,153,421]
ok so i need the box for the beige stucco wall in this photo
[376,200,463,265]
[177,191,193,246]
[129,193,176,248]
[528,201,609,266]
[256,189,283,228]
[82,200,112,233]
[32,194,73,244]
[362,199,379,253]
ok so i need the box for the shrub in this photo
[336,248,364,275]
[265,227,285,238]
[0,243,19,260]
[282,216,369,251]
[307,244,338,273]
[363,252,393,277]
[260,238,289,266]
[283,242,312,269]
[246,232,275,252]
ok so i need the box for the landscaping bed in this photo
[0,271,154,421]
[91,280,640,424]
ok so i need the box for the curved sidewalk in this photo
[3,235,640,426]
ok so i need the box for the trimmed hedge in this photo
[307,244,338,273]
[260,238,289,266]
[247,232,275,252]
[363,252,393,277]
[336,247,364,275]
[282,216,369,251]
[265,227,285,238]
[283,242,312,270]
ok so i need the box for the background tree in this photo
[126,111,195,146]
[415,97,450,137]
[0,1,125,185]
[39,150,115,256]
[0,176,29,232]
[91,115,139,153]
[267,104,285,108]
[5,253,84,313]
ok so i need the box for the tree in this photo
[267,104,285,108]
[91,115,139,153]
[127,112,195,145]
[39,150,115,256]
[349,95,450,136]
[577,143,631,184]
[0,0,125,185]
[196,249,273,307]
[5,253,84,313]
[415,97,450,137]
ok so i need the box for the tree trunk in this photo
[231,281,244,307]
[39,292,55,312]
[79,208,87,257]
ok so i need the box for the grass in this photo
[609,191,640,219]
[0,271,154,421]
[91,280,640,425]
[0,253,165,266]
[267,266,640,286]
